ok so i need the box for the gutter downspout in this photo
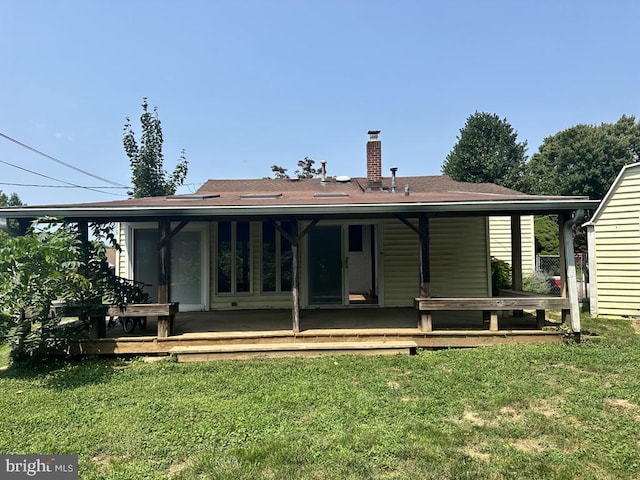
[563,209,585,341]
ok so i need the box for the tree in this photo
[270,157,320,179]
[123,98,188,198]
[442,112,528,190]
[0,190,23,207]
[0,221,146,361]
[525,115,640,200]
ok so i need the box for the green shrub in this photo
[491,257,511,295]
[523,271,550,294]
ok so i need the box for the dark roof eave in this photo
[0,199,600,221]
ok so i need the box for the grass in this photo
[1,315,640,479]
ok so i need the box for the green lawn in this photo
[1,316,640,479]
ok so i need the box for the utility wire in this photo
[0,182,128,189]
[0,131,128,187]
[0,158,127,197]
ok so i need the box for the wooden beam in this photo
[298,218,320,240]
[418,214,430,299]
[394,214,429,242]
[561,214,581,336]
[291,220,300,333]
[157,220,171,304]
[510,215,523,291]
[158,220,190,249]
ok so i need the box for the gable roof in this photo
[583,162,640,226]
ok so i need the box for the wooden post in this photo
[418,214,431,331]
[561,214,581,338]
[157,220,170,304]
[510,215,523,291]
[510,215,524,317]
[292,241,300,334]
[89,315,106,339]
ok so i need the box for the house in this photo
[584,162,640,318]
[0,131,598,353]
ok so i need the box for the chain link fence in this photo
[535,254,588,299]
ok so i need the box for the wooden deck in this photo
[72,307,566,359]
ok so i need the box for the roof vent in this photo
[239,193,283,199]
[313,192,349,198]
[166,194,220,200]
[335,175,351,183]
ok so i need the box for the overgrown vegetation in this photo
[491,257,511,295]
[0,221,146,361]
[1,314,639,479]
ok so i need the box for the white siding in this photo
[592,166,640,317]
[488,216,536,274]
[115,222,129,278]
[382,216,490,307]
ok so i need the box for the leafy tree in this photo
[123,98,188,198]
[0,221,146,361]
[534,215,559,255]
[525,115,640,200]
[271,157,320,179]
[442,112,528,190]
[0,190,23,207]
[270,165,290,179]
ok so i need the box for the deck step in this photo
[168,341,418,362]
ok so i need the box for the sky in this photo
[1,0,639,206]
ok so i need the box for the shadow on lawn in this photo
[0,356,128,390]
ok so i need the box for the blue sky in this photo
[1,0,638,205]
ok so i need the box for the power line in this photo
[0,182,128,189]
[0,131,128,187]
[0,158,127,197]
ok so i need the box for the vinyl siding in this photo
[593,166,640,317]
[115,223,129,278]
[488,216,536,274]
[382,216,490,307]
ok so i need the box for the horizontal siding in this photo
[382,217,491,306]
[382,219,420,306]
[430,217,489,297]
[488,216,535,274]
[593,166,640,316]
[116,223,129,278]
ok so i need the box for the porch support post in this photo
[292,237,300,334]
[418,214,431,331]
[157,220,172,338]
[510,215,523,291]
[561,213,581,339]
[157,220,171,304]
[510,214,524,318]
[78,220,94,332]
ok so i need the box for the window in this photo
[349,225,363,252]
[217,221,251,293]
[262,221,294,292]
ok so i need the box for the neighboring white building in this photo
[584,162,640,318]
[489,216,536,275]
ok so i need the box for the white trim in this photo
[584,162,640,226]
[586,224,598,316]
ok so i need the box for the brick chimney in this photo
[366,130,382,190]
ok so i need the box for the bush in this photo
[523,271,551,294]
[491,257,511,295]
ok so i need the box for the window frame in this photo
[261,221,294,294]
[215,220,253,295]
